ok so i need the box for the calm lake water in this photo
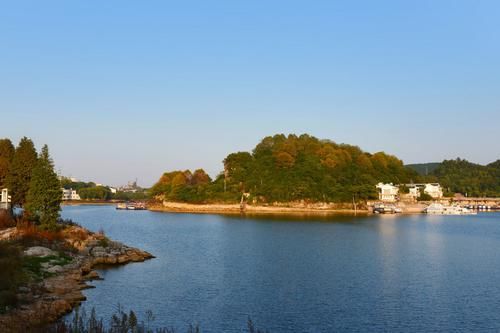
[62,205,500,332]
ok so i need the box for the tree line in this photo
[151,133,420,204]
[0,137,61,229]
[414,158,500,197]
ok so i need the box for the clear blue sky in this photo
[1,1,499,186]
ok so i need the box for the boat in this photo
[424,203,476,215]
[373,203,402,214]
[116,202,146,210]
[116,203,127,210]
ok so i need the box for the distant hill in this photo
[405,163,441,176]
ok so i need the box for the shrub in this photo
[0,210,15,229]
[0,241,25,313]
[417,192,433,201]
[16,221,66,250]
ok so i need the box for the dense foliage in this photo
[5,137,38,207]
[430,158,500,197]
[152,134,418,204]
[0,139,15,189]
[25,145,62,229]
[78,186,113,201]
[151,169,213,203]
[60,178,97,191]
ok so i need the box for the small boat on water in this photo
[373,203,402,214]
[116,202,146,210]
[424,203,476,215]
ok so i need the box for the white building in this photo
[1,188,11,209]
[62,188,81,201]
[424,183,443,199]
[408,186,420,198]
[376,183,399,202]
[405,183,443,200]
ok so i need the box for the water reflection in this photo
[61,206,500,332]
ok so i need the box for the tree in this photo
[0,139,15,188]
[78,186,112,200]
[25,145,62,229]
[6,137,38,207]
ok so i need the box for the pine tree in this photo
[0,138,15,188]
[25,145,62,229]
[5,137,38,207]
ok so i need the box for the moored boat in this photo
[424,203,476,215]
[116,202,127,210]
[116,202,146,210]
[373,203,402,214]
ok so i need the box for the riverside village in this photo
[374,182,500,215]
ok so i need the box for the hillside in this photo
[431,158,500,197]
[151,134,418,204]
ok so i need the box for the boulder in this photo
[90,246,107,257]
[24,246,56,257]
[46,265,64,274]
[82,270,101,281]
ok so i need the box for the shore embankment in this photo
[148,201,436,216]
[149,201,371,215]
[0,225,154,332]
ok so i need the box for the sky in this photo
[1,0,499,187]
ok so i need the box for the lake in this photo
[62,205,500,332]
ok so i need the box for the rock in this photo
[79,247,90,256]
[0,227,17,240]
[82,270,101,281]
[46,265,64,274]
[24,246,56,257]
[18,286,30,293]
[91,246,107,257]
[86,239,100,247]
[109,241,123,249]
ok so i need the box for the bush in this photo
[16,221,75,253]
[0,210,15,229]
[0,241,25,313]
[417,192,433,201]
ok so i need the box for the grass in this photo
[22,253,73,280]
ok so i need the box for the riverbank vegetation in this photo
[45,307,269,333]
[60,177,150,201]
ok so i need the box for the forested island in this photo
[150,133,500,205]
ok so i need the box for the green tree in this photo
[25,145,62,229]
[0,138,15,188]
[78,186,112,200]
[6,137,38,207]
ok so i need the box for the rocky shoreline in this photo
[0,226,154,332]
